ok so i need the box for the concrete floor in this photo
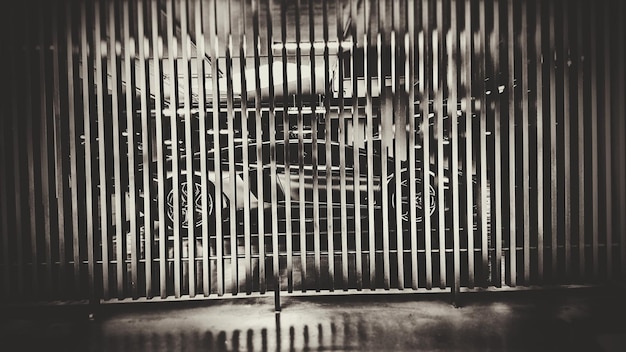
[1,287,625,351]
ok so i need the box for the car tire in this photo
[164,173,216,232]
[388,171,436,224]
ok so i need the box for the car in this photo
[158,136,462,240]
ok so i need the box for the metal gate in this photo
[0,0,625,304]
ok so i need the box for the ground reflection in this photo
[96,312,369,351]
[3,292,620,351]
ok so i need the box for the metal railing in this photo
[0,0,624,305]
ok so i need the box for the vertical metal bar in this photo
[194,0,210,296]
[122,0,139,299]
[492,0,503,287]
[619,0,626,280]
[407,0,418,290]
[590,2,599,278]
[335,0,350,291]
[520,0,530,284]
[210,0,225,296]
[435,0,446,289]
[81,0,96,301]
[95,0,111,299]
[51,0,67,296]
[295,0,307,292]
[10,19,25,295]
[349,0,362,291]
[280,0,293,292]
[25,9,39,294]
[292,1,304,289]
[137,0,152,298]
[180,0,196,297]
[561,0,571,279]
[109,0,126,299]
[0,4,7,298]
[364,0,376,290]
[65,0,81,296]
[548,0,558,280]
[24,4,40,292]
[225,0,238,295]
[536,0,545,282]
[478,0,488,287]
[38,3,54,295]
[304,0,321,292]
[450,0,461,299]
[279,0,293,292]
[506,0,516,287]
[461,0,476,288]
[421,0,433,290]
[390,0,400,290]
[309,0,321,291]
[267,0,281,296]
[379,0,391,291]
[323,0,335,291]
[1,128,7,297]
[576,0,585,280]
[1,68,9,298]
[166,0,182,297]
[151,0,168,298]
[392,0,405,291]
[238,0,252,295]
[603,0,612,279]
[252,0,266,293]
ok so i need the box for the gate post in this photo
[274,279,281,312]
[452,285,460,308]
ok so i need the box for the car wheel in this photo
[388,171,436,223]
[165,173,215,231]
